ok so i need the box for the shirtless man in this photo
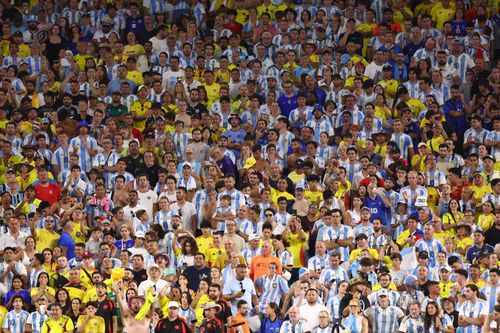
[111,175,129,207]
[112,282,153,333]
[292,186,310,216]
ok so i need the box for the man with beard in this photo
[230,300,250,333]
[208,283,232,329]
[459,284,488,331]
[186,128,211,162]
[431,50,460,87]
[95,282,118,333]
[170,187,197,232]
[123,140,146,174]
[131,254,148,284]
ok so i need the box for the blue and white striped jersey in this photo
[3,310,30,333]
[364,305,404,333]
[458,299,488,333]
[279,320,311,333]
[26,311,46,333]
[255,274,289,308]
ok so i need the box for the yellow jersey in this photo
[393,8,413,26]
[196,235,214,256]
[285,231,308,268]
[431,7,455,30]
[0,306,7,330]
[36,229,60,252]
[63,283,87,301]
[126,70,144,85]
[270,189,294,205]
[349,247,379,262]
[130,100,152,132]
[477,214,494,231]
[203,83,221,108]
[257,3,278,20]
[304,189,324,205]
[77,315,105,333]
[41,315,74,333]
[439,280,454,298]
[74,54,93,71]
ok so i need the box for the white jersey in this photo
[458,299,488,333]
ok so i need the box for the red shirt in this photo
[451,182,471,201]
[34,183,62,205]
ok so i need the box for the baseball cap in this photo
[82,251,93,259]
[249,234,260,241]
[340,54,350,65]
[378,289,389,298]
[168,301,179,308]
[298,267,309,278]
[418,250,429,259]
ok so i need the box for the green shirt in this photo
[105,104,128,118]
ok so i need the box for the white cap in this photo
[249,234,260,241]
[135,231,146,239]
[168,301,179,308]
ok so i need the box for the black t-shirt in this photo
[123,154,146,174]
[97,298,118,333]
[485,225,500,248]
[133,268,148,284]
[183,266,211,291]
[200,318,223,333]
[187,103,208,117]
[155,317,192,333]
[418,281,430,297]
[215,299,232,327]
[339,293,370,318]
[445,310,459,328]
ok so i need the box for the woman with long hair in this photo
[173,82,188,106]
[417,58,431,78]
[45,24,67,65]
[442,199,463,236]
[259,302,284,333]
[192,278,211,329]
[345,194,363,227]
[201,127,214,146]
[177,274,195,297]
[21,236,37,265]
[41,248,57,274]
[31,272,56,304]
[123,31,145,59]
[55,288,72,314]
[423,301,454,333]
[175,237,198,270]
[5,275,30,310]
[68,297,82,326]
[477,200,495,231]
[96,65,110,85]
